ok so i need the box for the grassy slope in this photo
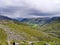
[1,21,60,42]
[0,20,60,45]
[36,20,60,38]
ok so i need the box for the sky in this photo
[0,0,60,18]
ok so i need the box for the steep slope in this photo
[0,21,56,41]
[38,17,60,38]
[0,15,60,45]
[22,17,60,39]
[16,17,60,41]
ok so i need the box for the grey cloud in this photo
[0,0,60,18]
[0,6,60,18]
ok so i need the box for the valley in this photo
[0,15,60,45]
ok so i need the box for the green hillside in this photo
[35,19,60,38]
[0,19,60,45]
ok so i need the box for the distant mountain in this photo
[16,17,60,26]
[0,15,20,23]
[51,17,60,21]
[0,15,13,20]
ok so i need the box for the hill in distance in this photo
[16,17,60,26]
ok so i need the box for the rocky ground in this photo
[0,24,25,41]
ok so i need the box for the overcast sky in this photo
[0,0,60,18]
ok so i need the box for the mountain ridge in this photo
[16,17,60,26]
